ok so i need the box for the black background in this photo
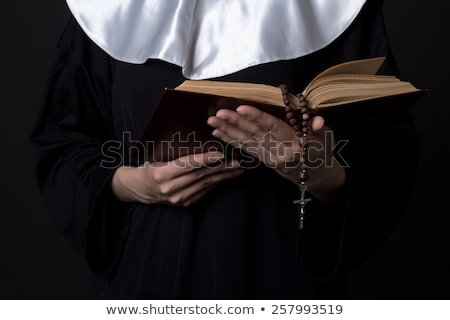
[1,1,449,299]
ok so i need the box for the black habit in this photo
[31,0,419,299]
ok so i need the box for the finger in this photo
[235,105,277,131]
[310,116,325,133]
[237,105,301,143]
[158,159,242,197]
[235,106,303,163]
[149,151,225,181]
[170,181,222,207]
[209,108,294,149]
[178,151,227,167]
[207,113,260,145]
[309,116,331,143]
[213,126,294,169]
[306,116,338,168]
[163,165,245,206]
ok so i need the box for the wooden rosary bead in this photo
[281,88,311,230]
[300,155,308,164]
[299,172,309,181]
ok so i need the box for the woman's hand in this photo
[207,105,346,203]
[111,152,244,206]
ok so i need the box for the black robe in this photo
[31,0,419,299]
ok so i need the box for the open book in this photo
[175,57,420,110]
[135,57,424,162]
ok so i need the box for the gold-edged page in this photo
[175,80,291,107]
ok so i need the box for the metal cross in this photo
[293,187,311,230]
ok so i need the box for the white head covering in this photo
[66,0,366,79]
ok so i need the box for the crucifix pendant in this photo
[293,187,311,230]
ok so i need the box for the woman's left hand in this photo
[207,105,346,203]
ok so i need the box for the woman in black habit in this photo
[31,0,418,299]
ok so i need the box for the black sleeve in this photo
[31,18,131,272]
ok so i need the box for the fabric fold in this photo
[66,0,366,79]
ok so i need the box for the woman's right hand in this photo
[111,152,243,207]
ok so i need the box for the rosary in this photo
[280,85,312,230]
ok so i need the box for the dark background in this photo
[1,1,449,299]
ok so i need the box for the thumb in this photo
[309,116,326,142]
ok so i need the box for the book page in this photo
[308,82,419,108]
[175,80,301,109]
[303,57,386,95]
[305,74,398,96]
